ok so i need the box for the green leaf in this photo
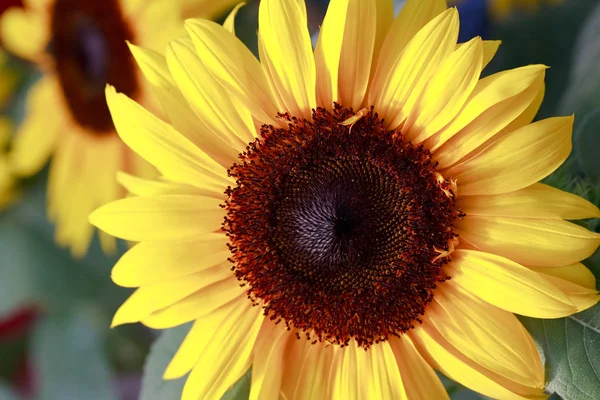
[0,381,21,400]
[583,250,600,283]
[520,305,600,400]
[221,370,251,400]
[573,108,600,179]
[557,2,600,179]
[559,2,600,116]
[31,312,118,400]
[140,324,251,400]
[139,325,188,400]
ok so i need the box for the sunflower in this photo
[0,0,237,257]
[91,0,600,398]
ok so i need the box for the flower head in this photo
[92,0,600,398]
[0,0,238,256]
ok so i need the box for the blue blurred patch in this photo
[455,0,491,42]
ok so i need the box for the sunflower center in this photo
[50,0,139,134]
[224,105,462,348]
[273,158,410,290]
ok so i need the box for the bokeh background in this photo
[1,0,600,399]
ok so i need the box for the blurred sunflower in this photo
[0,0,237,257]
[92,0,600,399]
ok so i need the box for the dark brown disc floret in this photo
[223,105,463,348]
[50,0,139,134]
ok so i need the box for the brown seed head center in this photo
[223,105,462,348]
[50,0,139,134]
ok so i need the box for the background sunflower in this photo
[1,0,600,399]
[0,0,239,257]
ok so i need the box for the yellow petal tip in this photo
[162,368,179,381]
[88,207,105,228]
[110,315,126,328]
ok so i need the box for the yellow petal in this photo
[445,116,573,195]
[458,183,600,220]
[314,0,391,108]
[166,38,252,160]
[507,81,545,131]
[23,0,50,10]
[185,19,280,125]
[427,281,544,387]
[337,0,377,110]
[180,0,240,19]
[373,0,447,87]
[142,277,244,329]
[111,233,230,287]
[450,81,546,167]
[127,43,229,157]
[281,340,335,400]
[181,300,263,400]
[47,132,76,220]
[314,0,390,109]
[116,172,221,198]
[105,86,231,190]
[0,8,48,60]
[369,8,459,129]
[330,340,405,400]
[133,0,184,52]
[482,40,501,69]
[163,297,247,379]
[257,0,316,118]
[447,249,577,318]
[9,77,61,176]
[314,0,349,108]
[529,264,599,312]
[390,335,448,400]
[530,263,597,290]
[47,133,100,258]
[456,215,600,267]
[428,65,546,167]
[89,194,224,241]
[330,342,360,400]
[410,323,548,400]
[371,0,394,75]
[405,37,483,142]
[364,342,406,400]
[250,322,290,400]
[111,269,233,327]
[223,2,245,34]
[49,132,122,256]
